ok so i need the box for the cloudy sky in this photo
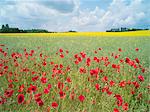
[0,0,150,31]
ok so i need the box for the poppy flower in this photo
[135,48,139,51]
[51,102,58,108]
[60,54,64,58]
[135,58,140,63]
[41,77,48,84]
[118,48,122,52]
[18,94,24,104]
[18,84,25,92]
[34,93,42,99]
[79,67,86,74]
[138,75,144,82]
[27,85,37,93]
[114,108,119,112]
[66,77,72,83]
[4,89,14,98]
[109,80,115,87]
[119,81,126,87]
[78,95,85,102]
[59,48,63,53]
[57,82,64,90]
[48,84,52,89]
[70,91,76,100]
[44,88,50,94]
[59,91,66,99]
[115,94,123,107]
[0,96,6,105]
[141,68,145,73]
[32,76,39,82]
[37,100,44,106]
[102,76,108,82]
[132,81,140,89]
[122,103,128,111]
[42,61,47,66]
[95,83,100,91]
[90,68,99,76]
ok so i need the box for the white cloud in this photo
[75,0,149,31]
[0,0,149,31]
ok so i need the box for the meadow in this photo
[0,31,150,112]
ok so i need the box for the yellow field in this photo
[0,30,150,37]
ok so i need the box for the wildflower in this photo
[78,95,85,102]
[51,102,58,108]
[59,48,63,53]
[18,94,25,104]
[95,83,100,91]
[41,77,48,84]
[114,108,119,112]
[4,89,14,98]
[59,91,66,99]
[138,75,144,82]
[122,103,128,111]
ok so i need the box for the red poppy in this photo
[132,81,140,89]
[27,85,37,93]
[77,57,82,62]
[51,102,58,108]
[135,58,140,63]
[59,48,63,53]
[18,94,24,104]
[119,81,126,87]
[80,52,86,58]
[109,80,115,87]
[95,83,100,91]
[34,93,42,99]
[74,54,78,58]
[141,68,145,73]
[37,99,44,106]
[90,68,99,76]
[135,48,139,51]
[0,96,6,105]
[32,76,39,82]
[138,75,144,82]
[118,48,122,52]
[18,84,25,92]
[114,108,119,112]
[70,91,76,100]
[79,67,86,74]
[78,95,85,102]
[66,77,72,83]
[115,94,123,107]
[102,76,108,82]
[4,89,14,98]
[42,61,47,66]
[122,103,128,111]
[59,91,66,99]
[57,82,64,90]
[41,77,48,84]
[107,91,112,96]
[98,48,102,50]
[59,64,63,69]
[60,54,64,58]
[44,88,50,94]
[48,84,52,89]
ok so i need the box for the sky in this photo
[0,0,150,31]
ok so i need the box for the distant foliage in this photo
[106,27,149,32]
[0,24,48,33]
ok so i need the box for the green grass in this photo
[0,36,150,112]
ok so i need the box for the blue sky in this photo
[0,0,150,31]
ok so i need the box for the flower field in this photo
[0,34,150,112]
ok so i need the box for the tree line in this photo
[106,27,149,32]
[0,24,49,33]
